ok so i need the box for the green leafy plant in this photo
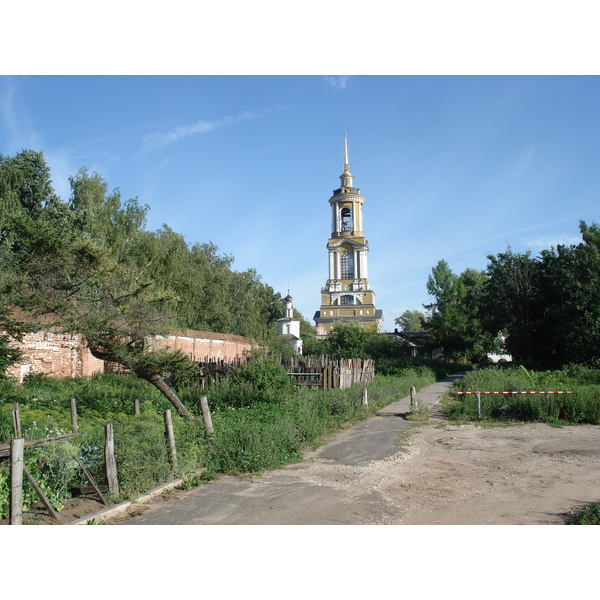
[568,503,600,525]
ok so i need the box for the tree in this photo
[0,150,59,220]
[11,217,195,418]
[423,261,495,362]
[0,155,194,417]
[424,260,469,361]
[535,221,600,367]
[0,305,26,377]
[68,168,148,257]
[325,321,381,359]
[483,248,541,364]
[395,309,426,332]
[458,268,498,362]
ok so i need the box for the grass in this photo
[1,363,439,518]
[443,364,600,425]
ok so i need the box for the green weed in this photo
[568,503,600,525]
[445,365,600,424]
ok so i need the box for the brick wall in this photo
[6,330,104,382]
[5,328,257,383]
[148,329,256,362]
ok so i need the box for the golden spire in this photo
[340,131,353,188]
[344,131,350,172]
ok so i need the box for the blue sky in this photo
[2,75,599,331]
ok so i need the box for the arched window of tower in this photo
[341,207,352,231]
[341,295,354,305]
[340,250,354,279]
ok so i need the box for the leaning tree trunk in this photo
[146,375,193,420]
[87,343,193,420]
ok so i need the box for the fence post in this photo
[133,399,140,415]
[476,392,481,419]
[70,398,78,434]
[362,388,368,408]
[23,467,59,520]
[199,396,214,437]
[9,438,24,525]
[410,386,417,412]
[163,409,178,470]
[104,423,119,498]
[12,403,21,438]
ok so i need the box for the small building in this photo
[277,294,303,355]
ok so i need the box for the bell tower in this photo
[314,134,383,337]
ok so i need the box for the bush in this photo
[202,360,294,410]
[444,364,600,424]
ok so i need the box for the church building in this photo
[277,293,303,354]
[314,135,383,337]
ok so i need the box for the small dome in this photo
[285,294,293,302]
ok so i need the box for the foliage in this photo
[568,502,600,525]
[200,359,294,410]
[0,304,26,377]
[0,357,445,518]
[321,321,393,359]
[376,357,472,380]
[0,470,8,520]
[445,364,600,424]
[395,309,426,332]
[535,233,600,367]
[0,149,296,417]
[421,220,600,370]
[424,261,495,362]
[205,369,436,475]
[483,247,541,365]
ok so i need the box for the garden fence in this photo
[1,395,214,525]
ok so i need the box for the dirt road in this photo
[118,376,600,526]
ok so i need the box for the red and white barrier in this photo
[453,391,574,395]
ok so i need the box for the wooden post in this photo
[9,438,24,525]
[133,399,140,415]
[362,388,368,408]
[74,455,108,505]
[104,423,119,498]
[23,467,59,520]
[12,403,21,438]
[70,397,78,434]
[163,409,178,470]
[199,396,214,437]
[410,386,417,412]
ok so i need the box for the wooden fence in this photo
[282,356,375,389]
[1,396,214,525]
[2,355,374,522]
[190,355,374,390]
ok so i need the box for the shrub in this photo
[445,365,600,424]
[203,360,294,410]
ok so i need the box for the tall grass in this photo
[1,365,438,516]
[206,367,437,475]
[445,364,600,424]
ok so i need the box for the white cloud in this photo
[524,234,582,251]
[324,76,351,90]
[142,109,270,150]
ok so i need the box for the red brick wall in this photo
[149,330,255,362]
[6,330,104,382]
[5,328,256,382]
